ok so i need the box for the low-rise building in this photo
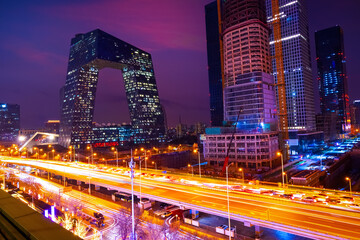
[203,127,278,170]
[291,170,323,187]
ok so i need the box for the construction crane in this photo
[271,0,289,155]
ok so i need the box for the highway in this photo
[2,157,360,240]
[6,168,200,240]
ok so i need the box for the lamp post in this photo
[69,146,72,162]
[152,161,157,170]
[226,162,234,240]
[277,151,285,188]
[87,176,92,195]
[34,147,39,159]
[239,168,244,184]
[111,147,118,168]
[194,148,201,178]
[283,172,288,187]
[87,145,94,165]
[129,149,136,240]
[188,164,194,177]
[346,177,352,196]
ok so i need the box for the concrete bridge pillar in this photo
[255,225,263,239]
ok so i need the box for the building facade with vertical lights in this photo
[315,26,350,136]
[0,103,20,142]
[203,0,279,171]
[59,29,166,148]
[266,0,316,131]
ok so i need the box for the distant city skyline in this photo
[0,0,359,129]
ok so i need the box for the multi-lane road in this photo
[2,157,360,240]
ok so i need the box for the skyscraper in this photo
[315,26,350,134]
[59,29,166,147]
[0,103,20,142]
[205,1,223,126]
[203,0,279,170]
[266,0,316,131]
[222,0,277,130]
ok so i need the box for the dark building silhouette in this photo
[205,1,223,126]
[0,103,20,142]
[316,26,350,135]
[59,29,165,147]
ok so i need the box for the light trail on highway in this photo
[2,157,360,240]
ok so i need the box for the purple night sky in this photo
[0,0,359,129]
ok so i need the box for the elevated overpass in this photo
[0,189,81,240]
[2,158,360,240]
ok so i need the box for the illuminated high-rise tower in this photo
[266,0,316,131]
[0,103,20,142]
[316,26,350,134]
[59,29,165,147]
[222,0,277,131]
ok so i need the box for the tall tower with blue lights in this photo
[316,26,350,135]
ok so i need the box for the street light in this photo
[238,168,244,184]
[141,148,147,171]
[33,147,39,159]
[87,176,92,195]
[152,161,157,170]
[346,177,352,196]
[87,145,94,165]
[188,164,194,177]
[277,151,285,188]
[194,148,201,178]
[68,146,72,162]
[226,162,234,240]
[111,147,119,168]
[283,172,288,187]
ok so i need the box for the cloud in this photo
[2,38,66,66]
[35,0,206,52]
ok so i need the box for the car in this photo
[160,211,172,218]
[303,196,317,203]
[327,198,340,204]
[340,196,354,204]
[280,194,293,199]
[314,195,327,202]
[292,193,305,200]
[348,204,360,210]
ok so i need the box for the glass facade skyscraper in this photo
[205,1,223,126]
[0,103,20,142]
[315,26,350,134]
[59,29,165,147]
[266,0,315,130]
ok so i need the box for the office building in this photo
[351,100,360,131]
[0,103,20,142]
[266,0,316,130]
[59,29,166,147]
[203,0,279,171]
[315,26,350,135]
[92,123,133,147]
[45,120,60,134]
[222,0,277,131]
[203,127,279,169]
[316,113,338,141]
[205,1,224,126]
